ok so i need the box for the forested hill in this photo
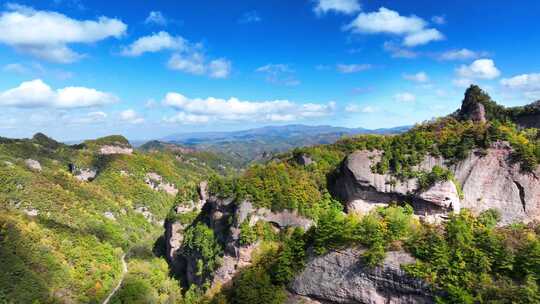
[0,133,226,303]
[165,85,540,304]
[1,86,539,304]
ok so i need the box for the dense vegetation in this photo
[209,206,540,304]
[0,134,222,303]
[2,86,540,304]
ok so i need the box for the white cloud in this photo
[0,79,118,108]
[162,92,334,124]
[0,4,126,63]
[256,64,300,86]
[431,15,446,25]
[145,11,167,26]
[394,92,416,103]
[164,112,210,124]
[120,109,144,124]
[456,59,500,80]
[439,49,483,61]
[167,49,232,79]
[238,11,261,24]
[500,73,540,90]
[403,71,429,83]
[168,52,206,75]
[314,0,361,15]
[403,28,443,47]
[336,63,372,73]
[501,73,540,100]
[121,31,186,56]
[345,104,376,113]
[345,7,443,47]
[208,58,232,79]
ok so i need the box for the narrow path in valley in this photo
[102,253,127,304]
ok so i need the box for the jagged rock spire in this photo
[459,85,487,123]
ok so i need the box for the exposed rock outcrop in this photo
[99,145,133,155]
[332,142,540,225]
[69,164,97,182]
[295,153,314,166]
[290,248,434,304]
[165,181,314,289]
[24,159,42,172]
[144,172,178,196]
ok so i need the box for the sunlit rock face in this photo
[332,141,540,225]
[290,248,435,304]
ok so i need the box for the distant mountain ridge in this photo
[163,124,410,143]
[161,124,410,164]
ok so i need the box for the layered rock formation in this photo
[290,248,434,304]
[333,142,540,225]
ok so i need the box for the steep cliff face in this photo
[333,142,540,225]
[290,248,434,304]
[165,185,314,288]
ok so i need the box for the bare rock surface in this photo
[290,248,434,304]
[333,142,540,224]
[99,145,133,155]
[69,165,97,182]
[25,159,42,172]
[144,172,178,196]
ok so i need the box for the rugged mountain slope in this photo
[162,86,540,304]
[0,133,227,303]
[332,86,540,225]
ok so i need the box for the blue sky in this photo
[0,0,539,141]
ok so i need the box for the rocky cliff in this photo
[165,184,314,288]
[290,248,434,304]
[332,141,540,225]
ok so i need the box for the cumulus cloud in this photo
[344,7,443,47]
[394,92,416,103]
[120,109,144,124]
[168,52,206,75]
[439,49,484,61]
[314,0,361,15]
[0,4,126,63]
[168,53,231,79]
[121,31,186,56]
[501,73,540,100]
[145,11,167,26]
[0,79,118,108]
[403,71,429,83]
[402,28,444,47]
[456,59,500,80]
[162,92,334,124]
[256,64,300,86]
[238,11,261,23]
[336,63,372,73]
[208,58,232,79]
